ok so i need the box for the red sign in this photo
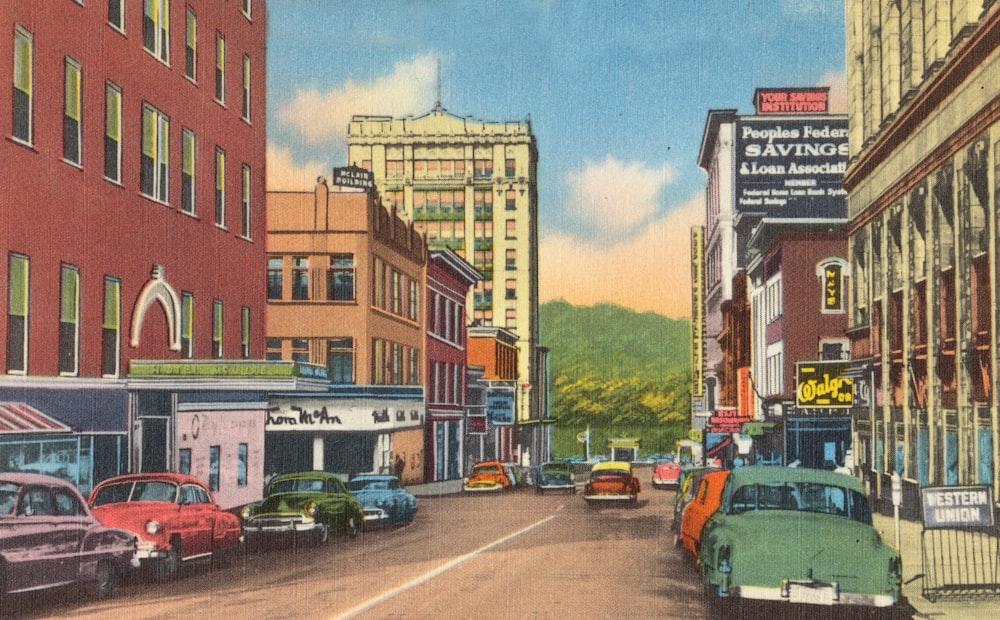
[754,87,829,115]
[467,415,487,435]
[708,408,750,434]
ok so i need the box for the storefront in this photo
[264,386,425,483]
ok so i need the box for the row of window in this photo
[373,257,420,322]
[428,361,464,406]
[372,338,420,386]
[265,337,354,384]
[178,442,249,492]
[382,157,518,180]
[267,255,356,302]
[411,189,517,216]
[5,253,251,377]
[12,10,255,235]
[428,291,465,346]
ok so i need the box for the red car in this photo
[652,461,683,489]
[678,469,729,558]
[88,473,242,581]
[0,473,138,599]
[583,461,641,504]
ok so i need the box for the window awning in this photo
[741,422,777,437]
[0,403,72,434]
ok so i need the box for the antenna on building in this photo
[434,57,443,111]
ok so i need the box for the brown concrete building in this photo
[265,179,427,482]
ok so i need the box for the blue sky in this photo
[265,0,846,318]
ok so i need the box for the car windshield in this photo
[271,478,328,494]
[592,469,630,481]
[727,481,872,524]
[473,465,501,475]
[0,483,19,514]
[91,480,178,505]
[541,464,570,475]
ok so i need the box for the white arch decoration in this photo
[130,265,182,351]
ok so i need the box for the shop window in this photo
[209,446,220,491]
[237,444,248,487]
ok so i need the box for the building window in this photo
[241,0,252,19]
[267,257,282,300]
[59,265,80,375]
[386,160,403,178]
[237,443,248,487]
[181,292,193,358]
[214,148,226,226]
[505,189,516,211]
[241,55,251,122]
[409,281,419,321]
[473,158,492,179]
[241,164,251,238]
[328,255,355,301]
[505,278,516,300]
[266,338,281,361]
[178,448,191,475]
[292,257,308,300]
[208,445,220,491]
[215,33,225,104]
[7,255,29,374]
[141,104,169,202]
[505,219,516,239]
[391,271,402,314]
[13,27,33,145]
[102,277,121,377]
[505,158,516,178]
[408,348,419,386]
[291,339,308,363]
[143,0,169,63]
[373,258,386,309]
[506,249,516,271]
[328,338,353,384]
[181,129,196,214]
[184,9,196,80]
[105,82,122,183]
[109,0,125,31]
[212,300,223,358]
[241,306,251,358]
[64,58,82,166]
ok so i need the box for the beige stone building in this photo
[845,1,1000,512]
[347,105,549,468]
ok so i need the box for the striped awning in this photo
[0,403,71,434]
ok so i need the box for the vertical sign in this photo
[691,227,705,396]
[821,262,844,312]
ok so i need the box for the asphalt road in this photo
[4,475,710,619]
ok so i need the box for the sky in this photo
[265,0,847,319]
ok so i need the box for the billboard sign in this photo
[690,227,705,397]
[796,361,854,408]
[754,87,829,115]
[485,388,515,425]
[332,166,374,191]
[735,117,848,218]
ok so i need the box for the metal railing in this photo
[921,526,1000,601]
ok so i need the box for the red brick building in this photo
[0,1,269,505]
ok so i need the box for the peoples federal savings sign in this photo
[921,486,995,529]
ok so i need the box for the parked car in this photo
[0,473,137,599]
[670,466,720,535]
[345,474,417,527]
[88,472,241,581]
[678,469,729,558]
[652,461,683,489]
[583,461,641,504]
[463,461,515,492]
[699,467,902,615]
[535,461,577,494]
[241,471,365,548]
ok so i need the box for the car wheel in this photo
[156,541,181,582]
[91,560,117,599]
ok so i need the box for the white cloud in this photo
[541,194,703,318]
[818,70,848,113]
[266,145,329,191]
[277,54,438,149]
[564,155,677,240]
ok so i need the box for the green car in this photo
[699,467,902,615]
[241,472,365,548]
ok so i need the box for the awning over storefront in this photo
[0,403,72,434]
[742,422,777,437]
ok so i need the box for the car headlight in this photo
[145,520,161,535]
[304,501,318,517]
[241,505,254,519]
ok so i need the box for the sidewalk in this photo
[871,511,998,618]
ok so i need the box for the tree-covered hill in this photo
[539,301,692,458]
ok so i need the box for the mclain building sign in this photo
[735,116,848,219]
[332,166,375,192]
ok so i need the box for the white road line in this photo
[330,513,559,620]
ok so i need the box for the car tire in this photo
[156,541,180,582]
[91,560,117,599]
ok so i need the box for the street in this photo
[4,471,708,620]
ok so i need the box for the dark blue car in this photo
[346,475,417,528]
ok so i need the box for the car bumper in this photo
[362,508,390,527]
[244,516,324,535]
[136,541,168,560]
[583,493,636,501]
[728,581,897,608]
[652,479,678,488]
[463,484,504,492]
[537,483,575,491]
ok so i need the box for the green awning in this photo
[741,422,777,437]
